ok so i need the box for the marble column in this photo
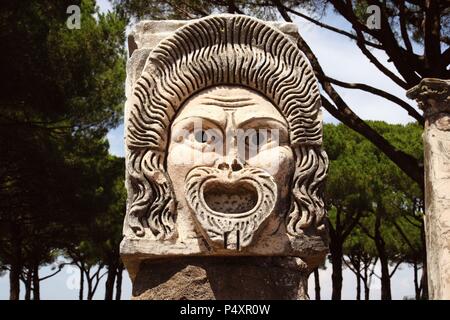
[407,78,450,300]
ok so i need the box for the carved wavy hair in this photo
[125,14,328,239]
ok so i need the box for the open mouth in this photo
[185,166,278,250]
[203,182,258,214]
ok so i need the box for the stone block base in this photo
[131,256,310,300]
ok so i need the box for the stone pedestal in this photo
[407,78,450,300]
[132,257,309,300]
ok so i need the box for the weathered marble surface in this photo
[120,14,329,298]
[125,20,300,98]
[132,256,309,300]
[408,78,450,300]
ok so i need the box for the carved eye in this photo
[246,130,267,149]
[252,131,266,146]
[194,130,214,144]
[195,130,207,143]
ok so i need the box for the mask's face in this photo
[167,86,295,250]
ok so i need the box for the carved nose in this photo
[217,158,243,172]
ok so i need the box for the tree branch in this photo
[165,0,199,19]
[274,0,424,188]
[392,220,417,254]
[322,75,423,125]
[353,27,409,89]
[403,214,423,229]
[343,257,360,275]
[91,269,108,296]
[321,94,424,188]
[398,0,414,54]
[276,2,383,49]
[357,222,376,241]
[39,263,66,282]
[227,0,244,14]
[342,209,364,241]
[443,47,450,67]
[330,0,421,85]
[441,36,450,46]
[423,0,442,76]
[389,260,403,278]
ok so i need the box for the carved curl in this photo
[125,14,327,239]
[286,146,329,235]
[126,149,176,239]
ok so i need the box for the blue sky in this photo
[0,1,421,300]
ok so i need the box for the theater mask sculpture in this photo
[121,14,329,280]
[170,86,294,250]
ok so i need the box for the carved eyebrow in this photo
[172,116,226,132]
[200,96,257,108]
[237,117,289,131]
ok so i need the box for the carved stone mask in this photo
[168,86,294,250]
[122,15,329,262]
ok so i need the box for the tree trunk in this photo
[376,240,391,300]
[351,254,362,300]
[9,228,21,300]
[78,265,84,300]
[420,222,428,299]
[363,281,370,300]
[32,263,40,300]
[420,268,428,300]
[104,264,117,300]
[24,268,32,300]
[363,262,370,300]
[9,258,21,300]
[313,267,321,300]
[330,243,343,300]
[87,286,94,300]
[356,271,361,300]
[115,264,123,300]
[86,270,94,300]
[374,206,391,300]
[413,261,420,300]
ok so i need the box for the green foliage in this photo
[113,0,449,47]
[0,0,126,298]
[324,123,374,214]
[325,121,424,271]
[324,121,424,298]
[67,155,126,267]
[1,0,125,134]
[113,0,328,21]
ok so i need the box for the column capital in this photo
[407,78,450,118]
